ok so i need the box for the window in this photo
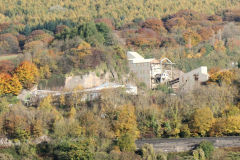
[194,74,199,81]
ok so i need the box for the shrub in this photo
[192,148,205,160]
[0,153,14,160]
[139,143,156,160]
[53,140,94,160]
[190,107,214,136]
[198,141,214,159]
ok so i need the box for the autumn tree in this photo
[183,29,202,48]
[209,70,235,85]
[165,17,186,31]
[4,112,30,140]
[112,104,139,151]
[0,60,15,73]
[14,61,39,89]
[30,119,43,138]
[26,30,54,45]
[142,18,166,33]
[190,107,214,136]
[0,33,20,54]
[0,73,22,96]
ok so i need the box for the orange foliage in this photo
[208,67,221,75]
[71,41,92,58]
[14,61,39,89]
[0,33,20,54]
[183,30,202,48]
[0,73,22,95]
[198,27,214,41]
[128,28,162,47]
[26,30,54,45]
[213,40,226,52]
[165,17,186,31]
[142,18,166,33]
[0,23,10,33]
[128,35,161,48]
[0,60,15,73]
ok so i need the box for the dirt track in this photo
[136,136,240,152]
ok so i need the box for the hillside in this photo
[1,0,240,27]
[1,1,240,160]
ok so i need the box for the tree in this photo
[4,112,30,141]
[14,61,39,89]
[0,73,22,96]
[191,107,214,136]
[142,18,166,33]
[183,30,202,48]
[0,60,15,73]
[30,119,43,138]
[53,140,94,160]
[209,70,234,86]
[0,33,20,54]
[26,30,54,45]
[78,22,105,46]
[113,104,139,151]
[96,22,113,45]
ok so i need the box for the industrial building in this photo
[127,51,209,92]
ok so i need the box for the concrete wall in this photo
[136,136,240,153]
[129,60,151,88]
[65,72,112,89]
[179,66,208,92]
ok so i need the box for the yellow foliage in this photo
[114,104,140,139]
[183,30,202,48]
[72,41,91,58]
[211,115,240,136]
[191,107,214,136]
[14,61,39,89]
[0,73,22,96]
[68,107,76,120]
[39,65,51,79]
[209,70,235,85]
[38,95,54,112]
[1,0,239,27]
[59,94,65,106]
[213,40,226,52]
[38,95,63,121]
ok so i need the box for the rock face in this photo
[65,72,112,89]
[136,136,240,153]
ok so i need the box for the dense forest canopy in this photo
[1,0,240,27]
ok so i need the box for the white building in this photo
[179,66,209,92]
[127,51,174,88]
[127,51,209,92]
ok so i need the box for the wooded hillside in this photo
[1,0,240,27]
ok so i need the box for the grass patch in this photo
[0,54,19,61]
